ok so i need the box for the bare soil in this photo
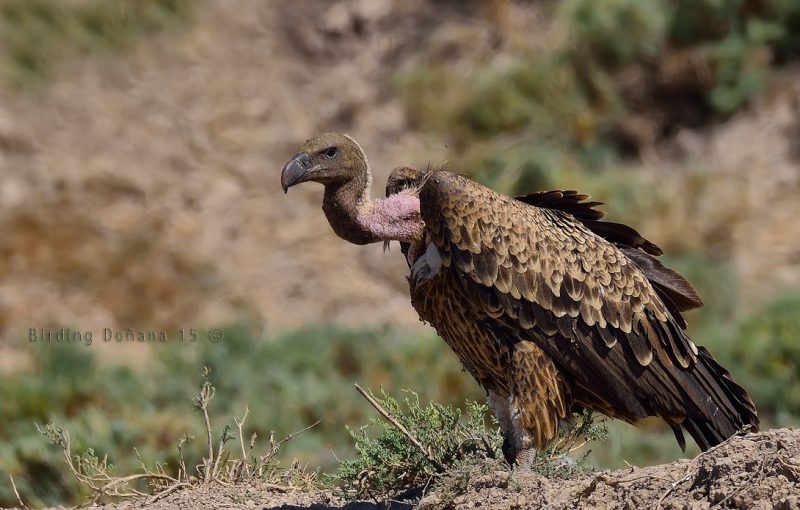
[27,428,798,510]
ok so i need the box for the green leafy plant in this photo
[332,388,503,501]
[331,387,607,503]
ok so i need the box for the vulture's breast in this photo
[408,241,513,395]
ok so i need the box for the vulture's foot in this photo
[409,242,442,286]
[500,426,539,469]
[509,445,539,470]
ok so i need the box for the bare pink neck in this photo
[322,178,424,245]
[357,194,424,244]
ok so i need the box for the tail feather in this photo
[680,345,759,451]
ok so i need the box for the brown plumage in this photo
[282,133,759,465]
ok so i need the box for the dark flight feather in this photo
[620,246,703,312]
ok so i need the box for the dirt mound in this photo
[421,428,800,510]
[51,428,798,510]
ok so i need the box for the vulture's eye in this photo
[323,147,338,159]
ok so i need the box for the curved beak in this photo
[281,152,313,193]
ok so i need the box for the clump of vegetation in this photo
[331,388,502,502]
[35,368,317,506]
[0,0,192,85]
[331,387,607,504]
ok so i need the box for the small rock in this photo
[417,493,440,509]
[322,3,351,35]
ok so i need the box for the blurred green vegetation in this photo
[398,0,800,194]
[0,0,191,86]
[723,292,800,425]
[0,325,482,507]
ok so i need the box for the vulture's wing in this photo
[419,171,758,450]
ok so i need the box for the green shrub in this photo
[332,390,503,501]
[331,388,606,503]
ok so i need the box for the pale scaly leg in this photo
[487,390,537,467]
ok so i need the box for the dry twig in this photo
[9,474,29,510]
[235,406,251,477]
[355,383,445,472]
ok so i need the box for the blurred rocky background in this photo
[0,0,799,506]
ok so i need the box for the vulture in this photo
[281,132,759,465]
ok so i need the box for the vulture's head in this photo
[280,133,425,247]
[281,132,368,193]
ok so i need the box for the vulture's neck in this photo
[322,171,423,246]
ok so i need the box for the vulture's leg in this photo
[487,390,525,465]
[487,389,539,467]
[507,342,572,468]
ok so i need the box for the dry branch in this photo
[354,383,445,472]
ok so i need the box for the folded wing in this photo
[419,171,758,450]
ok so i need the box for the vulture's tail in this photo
[676,345,759,451]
